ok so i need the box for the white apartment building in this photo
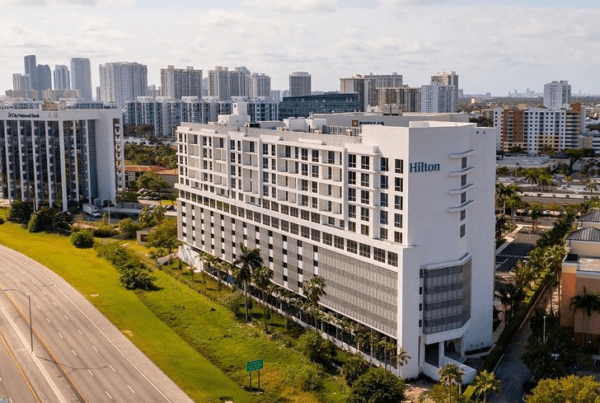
[431,71,459,88]
[71,58,93,102]
[421,83,458,113]
[246,73,271,99]
[99,62,148,109]
[289,72,312,97]
[340,73,404,111]
[176,120,495,381]
[0,104,124,210]
[160,66,203,99]
[544,80,571,109]
[53,65,70,91]
[493,103,585,154]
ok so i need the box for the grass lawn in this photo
[0,218,249,403]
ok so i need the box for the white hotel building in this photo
[176,120,495,380]
[0,105,124,210]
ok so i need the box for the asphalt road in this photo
[496,231,541,273]
[0,245,194,403]
[0,321,40,403]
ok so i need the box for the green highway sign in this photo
[246,359,263,372]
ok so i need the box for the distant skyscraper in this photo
[289,72,311,97]
[421,83,458,113]
[208,66,251,100]
[99,62,148,109]
[12,74,32,91]
[24,55,37,89]
[543,80,571,109]
[246,73,271,98]
[340,73,403,111]
[71,58,93,102]
[35,65,52,93]
[431,71,459,88]
[160,65,203,99]
[53,65,70,90]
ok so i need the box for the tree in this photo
[506,193,523,228]
[428,383,467,403]
[538,173,553,191]
[528,375,600,403]
[251,266,273,333]
[529,202,544,233]
[570,287,600,348]
[147,219,179,252]
[471,370,500,403]
[232,243,263,322]
[341,354,370,387]
[138,206,154,227]
[7,200,34,223]
[118,217,139,239]
[587,178,597,196]
[70,231,94,248]
[347,367,405,403]
[297,330,335,363]
[304,276,326,328]
[438,362,463,398]
[153,204,166,223]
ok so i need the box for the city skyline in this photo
[0,0,599,97]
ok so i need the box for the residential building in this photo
[544,80,571,109]
[246,73,271,99]
[176,119,496,382]
[71,58,93,102]
[375,86,422,112]
[24,55,37,90]
[99,62,147,109]
[431,71,459,88]
[278,93,361,119]
[289,72,312,97]
[12,74,32,92]
[42,90,79,101]
[53,65,70,90]
[160,65,203,99]
[493,103,585,154]
[561,211,600,353]
[340,73,404,111]
[0,102,124,210]
[421,83,458,113]
[35,65,52,93]
[208,66,233,100]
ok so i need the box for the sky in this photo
[0,0,599,96]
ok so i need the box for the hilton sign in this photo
[409,162,440,173]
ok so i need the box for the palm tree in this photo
[438,362,464,399]
[506,193,523,229]
[251,266,273,333]
[153,204,165,223]
[472,370,500,403]
[529,202,544,233]
[570,287,600,348]
[304,276,326,328]
[538,174,553,192]
[587,178,597,196]
[233,243,264,322]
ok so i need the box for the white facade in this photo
[0,106,124,209]
[70,58,93,102]
[289,72,312,97]
[543,80,571,109]
[53,65,70,91]
[176,120,495,380]
[99,62,148,109]
[246,73,271,99]
[160,66,203,99]
[421,83,458,113]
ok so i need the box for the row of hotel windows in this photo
[180,197,400,267]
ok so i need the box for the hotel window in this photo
[461,157,467,169]
[461,209,466,221]
[285,146,291,158]
[380,228,388,240]
[361,190,370,204]
[262,144,268,155]
[374,248,386,263]
[347,240,358,254]
[380,175,388,189]
[271,159,276,170]
[302,164,308,176]
[302,148,308,161]
[301,195,308,207]
[271,145,275,156]
[348,221,356,232]
[323,233,333,246]
[263,158,268,169]
[271,173,276,185]
[230,139,235,149]
[312,181,318,193]
[312,165,319,178]
[348,154,356,168]
[381,157,389,172]
[361,156,370,170]
[461,192,467,204]
[394,213,402,228]
[361,207,370,221]
[395,177,403,192]
[348,171,356,185]
[312,150,319,162]
[263,185,268,197]
[461,174,467,187]
[394,231,402,243]
[380,193,388,207]
[328,151,335,164]
[301,179,308,191]
[380,211,388,225]
[361,225,369,236]
[394,195,403,210]
[361,173,370,187]
[348,188,356,202]
[334,236,344,249]
[348,205,356,218]
[460,224,466,238]
[311,197,318,209]
[395,159,404,174]
[359,243,370,258]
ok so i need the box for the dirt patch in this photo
[404,378,435,402]
[122,330,134,338]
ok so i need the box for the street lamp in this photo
[3,284,54,353]
[543,315,547,344]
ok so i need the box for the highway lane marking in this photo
[109,364,116,372]
[64,314,69,320]
[31,279,36,284]
[35,304,40,310]
[92,345,98,352]
[87,369,94,377]
[71,349,77,357]
[128,385,135,394]
[78,329,83,335]
[58,332,63,339]
[46,317,51,323]
[42,291,46,295]
[53,302,57,307]
[105,391,113,400]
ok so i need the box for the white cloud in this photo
[0,0,134,6]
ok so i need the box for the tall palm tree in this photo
[506,193,523,228]
[233,243,264,322]
[570,287,600,348]
[304,276,326,328]
[438,362,464,400]
[472,370,500,403]
[251,266,273,333]
[529,202,544,233]
[538,174,553,192]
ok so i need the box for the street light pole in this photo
[543,315,547,344]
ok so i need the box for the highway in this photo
[0,245,194,403]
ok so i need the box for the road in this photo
[496,231,541,273]
[0,245,194,403]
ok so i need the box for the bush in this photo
[93,225,118,238]
[7,201,33,223]
[290,366,323,392]
[221,290,245,318]
[148,247,167,259]
[297,331,335,363]
[342,355,370,387]
[27,212,43,233]
[0,216,4,225]
[348,367,404,403]
[118,218,139,239]
[119,264,156,290]
[70,231,94,248]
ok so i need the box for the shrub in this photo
[119,264,156,290]
[27,212,43,233]
[93,225,118,238]
[342,354,370,387]
[70,231,94,248]
[7,200,33,223]
[0,216,4,225]
[290,366,322,392]
[348,367,405,403]
[221,290,245,318]
[148,247,167,259]
[118,218,139,239]
[297,331,335,363]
